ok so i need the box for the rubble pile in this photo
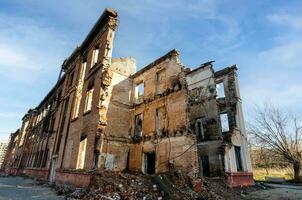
[55,171,257,200]
[88,172,163,200]
[200,177,259,200]
[56,184,76,196]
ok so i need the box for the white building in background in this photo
[0,140,8,168]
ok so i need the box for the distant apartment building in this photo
[0,140,8,168]
[2,8,253,188]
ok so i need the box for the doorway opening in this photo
[49,157,57,183]
[234,146,243,171]
[144,152,156,174]
[201,155,210,176]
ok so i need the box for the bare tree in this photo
[248,104,302,182]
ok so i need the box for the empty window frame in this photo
[84,88,94,112]
[49,117,56,134]
[155,107,166,135]
[234,146,243,171]
[55,134,62,154]
[91,47,99,67]
[93,136,101,168]
[195,118,205,141]
[41,149,49,168]
[79,61,87,83]
[68,71,74,88]
[76,134,87,169]
[54,90,62,109]
[220,113,229,132]
[72,95,81,119]
[42,118,50,132]
[134,114,143,137]
[72,61,87,118]
[135,82,144,99]
[156,70,166,94]
[216,82,225,98]
[59,96,70,133]
[19,121,29,147]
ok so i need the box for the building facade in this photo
[2,8,253,188]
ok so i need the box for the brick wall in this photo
[226,172,255,188]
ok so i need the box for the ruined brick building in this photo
[2,8,254,188]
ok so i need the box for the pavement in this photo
[245,183,302,200]
[263,183,302,190]
[0,176,63,200]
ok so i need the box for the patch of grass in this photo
[253,167,294,181]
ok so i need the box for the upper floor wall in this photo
[131,49,183,105]
[129,50,188,139]
[185,63,244,142]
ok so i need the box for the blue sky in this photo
[0,0,302,140]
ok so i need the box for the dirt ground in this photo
[244,183,302,200]
[203,177,302,200]
[245,188,302,200]
[1,174,302,200]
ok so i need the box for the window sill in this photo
[83,110,91,116]
[89,61,100,71]
[85,63,102,80]
[133,96,143,104]
[70,116,78,122]
[222,131,230,135]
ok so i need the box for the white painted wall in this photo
[224,74,252,173]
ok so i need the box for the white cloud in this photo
[0,44,41,75]
[0,45,28,67]
[257,41,302,68]
[0,13,70,84]
[239,40,302,119]
[0,112,22,119]
[268,14,302,29]
[110,0,216,19]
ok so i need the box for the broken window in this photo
[68,71,74,88]
[134,82,144,100]
[72,61,86,118]
[144,152,156,174]
[79,61,87,83]
[55,134,62,154]
[195,119,205,141]
[33,152,39,168]
[49,117,55,134]
[59,96,69,133]
[155,107,166,135]
[84,88,94,112]
[234,146,243,171]
[220,113,229,132]
[156,70,166,94]
[134,114,143,137]
[91,46,99,67]
[72,95,81,119]
[216,82,225,98]
[93,136,101,168]
[76,134,87,169]
[19,121,29,147]
[41,149,48,168]
[55,90,62,109]
[37,150,43,168]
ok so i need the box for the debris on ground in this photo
[54,171,261,200]
[202,177,260,200]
